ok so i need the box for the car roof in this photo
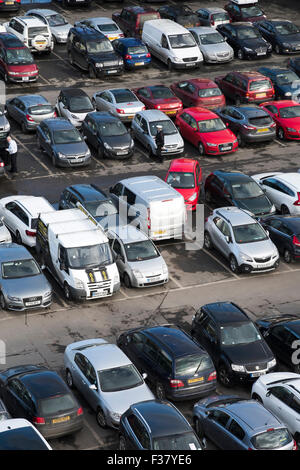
[231,22,255,28]
[202,302,248,324]
[109,225,149,244]
[226,401,281,432]
[231,106,269,118]
[185,78,218,89]
[0,243,33,262]
[0,33,25,47]
[119,175,181,200]
[89,17,117,24]
[17,95,49,106]
[44,118,75,129]
[1,195,54,216]
[198,7,227,13]
[276,173,300,188]
[15,16,46,25]
[232,71,268,80]
[67,184,107,201]
[115,38,142,46]
[131,400,191,437]
[185,107,218,119]
[189,26,218,34]
[213,170,251,183]
[61,88,88,97]
[144,325,205,358]
[265,100,299,109]
[267,215,300,232]
[72,26,105,40]
[169,158,198,172]
[80,342,132,370]
[19,370,68,399]
[215,206,256,226]
[27,9,58,16]
[260,67,292,75]
[89,111,118,122]
[121,6,157,14]
[138,109,172,121]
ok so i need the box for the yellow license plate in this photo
[166,110,176,114]
[256,93,266,98]
[36,41,46,44]
[109,37,118,41]
[135,62,144,66]
[52,416,70,424]
[6,1,14,4]
[188,377,204,384]
[257,128,269,132]
[154,230,166,235]
[185,24,192,28]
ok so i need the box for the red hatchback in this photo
[175,107,238,156]
[132,85,183,117]
[170,79,225,110]
[260,100,300,140]
[0,33,38,83]
[165,158,202,210]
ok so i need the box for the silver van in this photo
[131,109,184,158]
[109,176,186,241]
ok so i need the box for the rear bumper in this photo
[242,130,276,143]
[36,418,84,439]
[168,381,217,401]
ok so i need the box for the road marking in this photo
[13,136,54,175]
[120,288,129,298]
[281,262,293,271]
[82,418,104,447]
[274,139,287,147]
[169,275,183,288]
[202,248,240,279]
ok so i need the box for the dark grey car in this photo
[6,95,55,133]
[216,105,276,146]
[36,118,91,168]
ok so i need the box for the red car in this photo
[170,79,225,110]
[259,100,300,140]
[175,107,238,156]
[224,1,266,23]
[165,158,202,210]
[215,71,274,105]
[0,33,38,83]
[132,85,183,117]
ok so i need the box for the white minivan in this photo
[142,19,203,71]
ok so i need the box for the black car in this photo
[117,325,216,401]
[0,399,10,422]
[257,67,300,100]
[260,215,300,263]
[191,302,277,387]
[0,0,20,12]
[217,22,272,60]
[204,170,275,217]
[82,111,134,160]
[0,365,84,439]
[157,4,200,28]
[119,400,203,450]
[256,314,300,373]
[288,57,300,78]
[216,105,276,146]
[67,26,124,79]
[255,20,300,55]
[55,88,95,126]
[59,183,122,230]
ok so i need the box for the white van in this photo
[142,19,203,71]
[109,176,186,241]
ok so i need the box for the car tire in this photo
[63,282,72,301]
[15,231,22,245]
[236,132,244,147]
[155,382,166,400]
[167,60,173,71]
[21,121,28,134]
[68,51,74,66]
[3,73,8,83]
[198,142,205,156]
[119,436,126,450]
[88,65,96,79]
[96,408,107,428]
[97,146,104,159]
[281,205,290,215]
[0,293,7,311]
[36,135,42,150]
[51,153,58,168]
[123,273,131,288]
[66,369,75,389]
[235,95,242,106]
[277,127,285,140]
[229,255,239,273]
[204,231,212,250]
[283,248,293,263]
[237,49,244,60]
[275,44,281,54]
[218,364,232,387]
[252,393,263,403]
[194,418,204,438]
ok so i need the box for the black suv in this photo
[204,170,275,218]
[67,26,124,79]
[117,324,216,401]
[191,302,277,387]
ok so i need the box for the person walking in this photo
[6,135,18,174]
[155,124,165,163]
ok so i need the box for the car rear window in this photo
[252,428,292,449]
[29,105,54,116]
[153,432,201,451]
[39,393,76,416]
[98,23,119,32]
[175,354,213,376]
[28,27,49,38]
[248,115,273,127]
[127,45,148,55]
[198,87,222,98]
[0,427,49,450]
[249,80,272,91]
[31,218,38,229]
[212,12,230,22]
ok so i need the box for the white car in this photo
[0,196,55,247]
[0,418,52,450]
[252,172,300,215]
[252,372,300,441]
[0,218,11,244]
[74,17,124,42]
[92,88,145,122]
[4,16,53,53]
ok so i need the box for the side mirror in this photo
[266,390,271,397]
[83,135,87,140]
[225,236,231,244]
[40,264,46,270]
[226,122,229,127]
[142,373,147,380]
[89,384,97,391]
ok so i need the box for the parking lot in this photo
[1,0,300,451]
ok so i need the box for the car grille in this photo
[254,256,271,263]
[256,47,267,54]
[183,57,197,62]
[217,52,230,57]
[219,143,233,152]
[104,60,119,67]
[245,362,268,373]
[164,144,178,149]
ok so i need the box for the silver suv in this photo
[204,206,279,273]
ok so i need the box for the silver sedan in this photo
[92,88,145,122]
[27,9,72,44]
[189,27,234,63]
[64,338,154,429]
[74,17,124,42]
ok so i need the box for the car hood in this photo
[235,195,272,215]
[201,43,233,55]
[223,340,274,365]
[237,238,277,258]
[2,274,51,298]
[200,128,235,144]
[101,133,131,147]
[128,256,165,275]
[89,51,120,63]
[54,141,88,155]
[278,33,300,43]
[276,82,300,95]
[152,133,183,146]
[104,383,154,416]
[238,38,267,49]
[279,116,300,128]
[173,187,197,201]
[7,64,38,72]
[51,23,71,35]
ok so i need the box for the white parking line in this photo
[169,275,183,288]
[82,418,104,447]
[202,248,240,279]
[120,288,129,298]
[274,139,287,147]
[13,136,54,175]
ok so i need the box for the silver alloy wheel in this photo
[198,142,205,156]
[229,255,238,273]
[283,248,292,263]
[204,232,212,250]
[66,370,74,389]
[218,366,231,387]
[156,382,165,400]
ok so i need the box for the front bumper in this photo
[104,147,134,159]
[284,128,300,140]
[204,142,238,155]
[6,296,52,311]
[132,274,168,288]
[56,155,91,168]
[172,60,202,69]
[7,74,38,83]
[239,258,279,273]
[205,54,234,63]
[95,65,123,78]
[230,364,277,383]
[160,146,184,157]
[244,50,272,59]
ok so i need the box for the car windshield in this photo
[86,39,113,53]
[28,105,54,115]
[97,120,127,137]
[28,27,48,38]
[127,45,148,54]
[149,120,178,136]
[175,354,213,376]
[151,86,174,99]
[124,240,159,262]
[233,223,268,244]
[153,432,201,451]
[47,13,67,27]
[39,394,76,416]
[98,364,143,392]
[252,429,292,449]
[231,181,264,199]
[199,32,225,44]
[53,129,82,144]
[85,200,118,217]
[112,89,136,103]
[0,427,49,450]
[241,5,264,18]
[237,27,259,40]
[220,321,261,346]
[6,48,33,65]
[168,33,196,49]
[276,71,299,85]
[69,96,94,113]
[275,22,300,35]
[198,87,222,98]
[279,105,300,118]
[249,80,272,91]
[66,243,113,269]
[98,23,118,32]
[167,171,195,189]
[198,118,226,132]
[2,259,40,279]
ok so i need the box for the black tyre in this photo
[51,153,57,168]
[88,65,96,79]
[204,231,212,250]
[167,60,173,71]
[275,44,281,54]
[21,121,28,134]
[0,293,7,311]
[252,393,263,403]
[237,49,244,60]
[68,51,74,66]
[235,95,242,106]
[283,248,293,263]
[194,418,204,438]
[96,408,107,428]
[236,132,244,147]
[123,273,131,288]
[281,205,290,215]
[218,364,232,387]
[97,146,104,159]
[198,142,205,156]
[15,231,22,245]
[63,282,72,301]
[155,382,166,400]
[277,127,285,140]
[66,369,75,389]
[229,255,239,273]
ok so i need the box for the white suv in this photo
[204,206,279,273]
[4,16,53,54]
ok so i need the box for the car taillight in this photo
[120,34,124,38]
[293,192,300,206]
[147,208,151,229]
[293,235,300,246]
[53,111,57,118]
[156,105,161,109]
[77,407,83,416]
[25,230,36,237]
[0,162,4,167]
[208,371,216,381]
[210,19,215,26]
[116,108,125,114]
[293,440,298,450]
[146,53,151,58]
[244,124,256,130]
[33,417,45,424]
[142,106,146,110]
[270,122,276,128]
[125,54,132,60]
[26,114,34,122]
[170,379,184,388]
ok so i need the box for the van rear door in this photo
[149,196,185,240]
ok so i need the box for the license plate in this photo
[91,290,110,298]
[22,77,29,82]
[153,230,166,235]
[256,93,266,98]
[107,70,117,74]
[6,1,14,4]
[36,41,46,44]
[109,37,118,41]
[256,52,266,56]
[25,300,40,306]
[257,128,269,133]
[52,416,70,424]
[135,62,144,66]
[250,371,266,378]
[188,377,204,384]
[185,63,195,67]
[116,150,128,155]
[147,276,160,282]
[166,110,176,114]
[221,146,231,151]
[70,158,83,163]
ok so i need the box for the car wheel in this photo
[167,59,173,71]
[275,44,281,54]
[96,408,107,428]
[15,231,22,245]
[123,273,131,288]
[3,72,8,83]
[198,142,205,156]
[63,282,72,301]
[281,205,290,215]
[237,49,244,60]
[277,127,285,140]
[204,231,212,250]
[283,248,293,263]
[252,393,263,403]
[68,51,74,66]
[155,382,166,400]
[36,135,42,150]
[236,132,244,147]
[194,418,204,438]
[0,293,7,311]
[66,369,75,389]
[51,153,57,168]
[235,95,242,106]
[119,436,126,450]
[229,255,239,273]
[21,121,28,134]
[88,65,96,79]
[218,364,232,387]
[97,146,104,159]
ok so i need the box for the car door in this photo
[110,237,126,276]
[207,175,226,206]
[1,201,18,233]
[225,418,247,450]
[218,74,235,98]
[135,88,151,109]
[264,219,287,254]
[265,386,297,431]
[210,217,231,256]
[138,117,151,148]
[81,356,100,411]
[2,379,27,418]
[3,202,28,237]
[204,409,231,448]
[267,325,296,365]
[259,177,284,210]
[125,414,148,450]
[83,116,98,148]
[6,98,20,122]
[194,314,219,363]
[72,35,87,69]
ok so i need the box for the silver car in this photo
[64,338,154,429]
[6,95,55,133]
[204,206,279,274]
[92,88,145,122]
[189,27,234,63]
[27,9,72,44]
[74,17,124,42]
[0,108,10,142]
[108,225,169,288]
[0,243,52,311]
[131,109,184,157]
[196,7,230,28]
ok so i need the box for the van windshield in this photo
[66,243,113,269]
[168,33,196,49]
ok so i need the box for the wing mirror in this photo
[142,373,147,380]
[225,236,231,244]
[266,389,272,397]
[89,384,97,391]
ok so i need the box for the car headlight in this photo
[162,263,168,274]
[244,47,253,52]
[240,252,253,262]
[287,127,297,132]
[173,57,182,62]
[267,43,272,51]
[110,411,121,421]
[130,139,134,148]
[271,204,276,213]
[132,269,143,279]
[233,139,238,143]
[231,364,245,372]
[85,149,91,157]
[74,278,84,289]
[3,123,10,131]
[118,59,124,65]
[70,114,79,120]
[206,142,217,147]
[188,192,198,202]
[7,296,22,302]
[44,291,52,298]
[104,142,111,150]
[95,63,103,68]
[57,152,67,159]
[268,358,276,368]
[285,92,292,96]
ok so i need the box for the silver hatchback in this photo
[6,95,55,133]
[189,26,234,63]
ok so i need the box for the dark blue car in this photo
[112,37,151,69]
[261,215,300,263]
[258,67,300,100]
